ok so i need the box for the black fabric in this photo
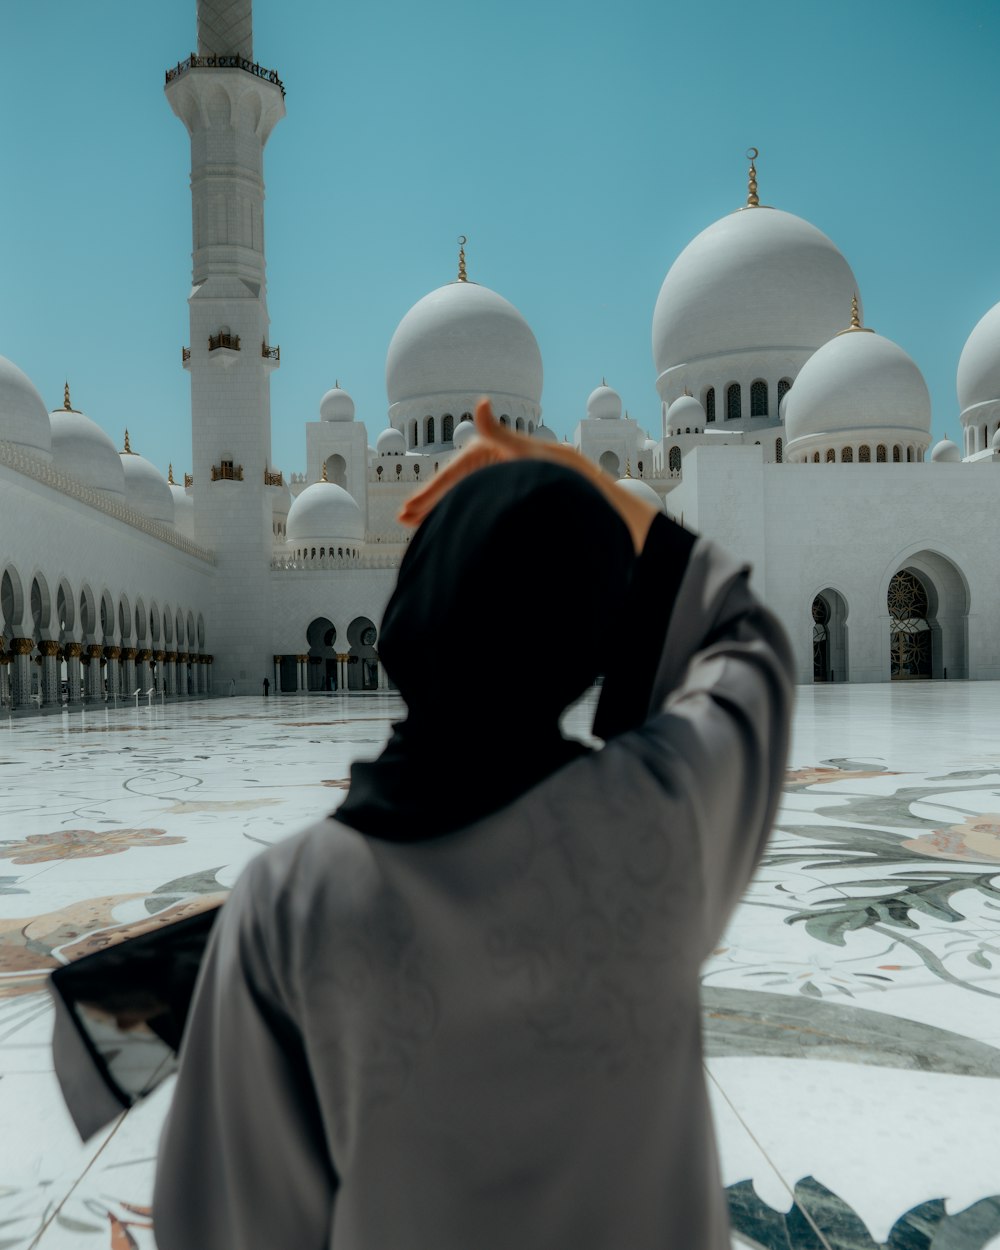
[336,461,636,840]
[593,513,697,742]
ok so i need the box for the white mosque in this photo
[2,0,999,711]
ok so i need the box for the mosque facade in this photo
[2,2,999,710]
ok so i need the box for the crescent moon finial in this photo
[746,147,760,207]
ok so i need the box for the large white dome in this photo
[120,440,175,525]
[50,405,125,495]
[386,281,543,408]
[0,356,51,459]
[784,329,931,452]
[652,208,860,380]
[286,481,364,544]
[957,300,1000,414]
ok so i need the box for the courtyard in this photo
[0,685,999,1249]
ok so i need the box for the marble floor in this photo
[1,685,999,1249]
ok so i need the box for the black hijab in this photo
[336,460,635,839]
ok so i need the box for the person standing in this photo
[154,400,793,1250]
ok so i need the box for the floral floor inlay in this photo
[1,685,999,1249]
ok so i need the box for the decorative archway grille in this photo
[888,569,931,679]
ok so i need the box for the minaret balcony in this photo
[165,54,285,99]
[182,346,191,371]
[208,332,240,369]
[262,341,280,370]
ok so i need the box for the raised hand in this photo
[397,399,659,551]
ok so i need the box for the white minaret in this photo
[166,0,285,692]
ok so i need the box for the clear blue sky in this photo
[1,1,998,476]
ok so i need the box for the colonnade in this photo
[0,641,214,711]
[271,652,388,694]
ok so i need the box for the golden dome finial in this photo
[122,428,133,455]
[746,147,760,208]
[625,458,632,479]
[457,235,468,282]
[321,459,328,482]
[63,381,72,411]
[836,293,875,336]
[168,463,175,485]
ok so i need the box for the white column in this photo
[40,642,61,707]
[66,643,83,704]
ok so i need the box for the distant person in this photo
[154,400,793,1250]
[262,676,270,697]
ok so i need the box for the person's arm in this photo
[594,524,794,950]
[153,852,337,1250]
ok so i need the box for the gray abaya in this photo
[153,534,793,1249]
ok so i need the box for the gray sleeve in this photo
[606,536,794,951]
[153,850,336,1250]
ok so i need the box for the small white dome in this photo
[587,384,622,421]
[50,406,125,495]
[617,477,663,510]
[930,438,961,463]
[286,481,364,543]
[453,419,476,449]
[532,422,558,443]
[653,208,860,381]
[643,438,657,451]
[386,281,543,408]
[0,356,51,458]
[170,483,195,539]
[376,427,406,455]
[320,386,355,423]
[666,394,705,431]
[784,329,931,451]
[120,444,175,524]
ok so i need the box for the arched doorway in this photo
[347,616,379,691]
[306,617,337,691]
[886,552,969,680]
[811,589,848,682]
[324,454,347,488]
[599,450,620,477]
[888,570,931,679]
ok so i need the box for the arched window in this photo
[637,460,644,477]
[499,415,509,428]
[906,446,913,462]
[726,383,741,421]
[777,378,792,405]
[826,448,836,463]
[425,416,435,444]
[775,437,783,463]
[750,380,768,417]
[859,445,871,463]
[407,420,417,449]
[876,444,887,462]
[668,446,681,473]
[442,414,454,442]
[705,387,716,422]
[893,445,901,462]
[528,421,535,434]
[841,447,853,462]
[813,451,820,463]
[515,417,525,433]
